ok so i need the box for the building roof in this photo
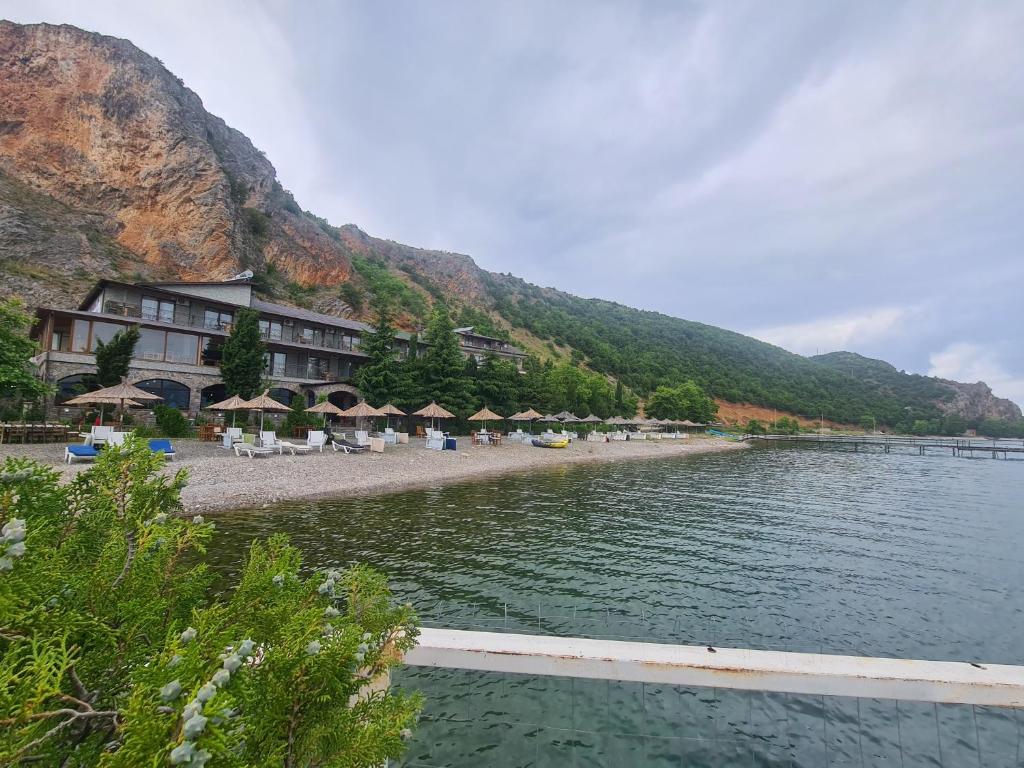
[249,298,372,333]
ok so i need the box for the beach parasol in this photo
[307,400,345,428]
[553,410,580,422]
[205,394,249,427]
[65,377,162,425]
[377,403,407,430]
[468,406,504,431]
[579,414,604,423]
[412,401,455,432]
[342,401,386,431]
[510,407,543,433]
[240,389,291,434]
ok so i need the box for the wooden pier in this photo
[742,434,1024,459]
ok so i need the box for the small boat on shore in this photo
[532,437,570,449]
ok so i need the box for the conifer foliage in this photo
[0,440,420,766]
[220,308,266,400]
[94,325,140,386]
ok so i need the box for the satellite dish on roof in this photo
[229,269,254,281]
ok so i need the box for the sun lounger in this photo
[307,430,327,452]
[106,431,130,447]
[234,443,274,458]
[354,430,370,447]
[65,444,100,464]
[277,440,312,455]
[222,427,243,448]
[148,438,176,459]
[331,438,368,454]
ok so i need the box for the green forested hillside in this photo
[484,274,958,426]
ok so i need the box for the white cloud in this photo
[928,343,1024,407]
[749,306,916,357]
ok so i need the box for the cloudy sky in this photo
[7,1,1024,405]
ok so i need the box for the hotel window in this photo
[201,337,223,366]
[299,327,314,344]
[141,297,174,324]
[136,328,167,361]
[72,319,91,352]
[50,317,73,351]
[265,351,286,377]
[165,333,199,364]
[89,321,126,351]
[307,357,326,379]
[259,319,283,341]
[203,309,233,330]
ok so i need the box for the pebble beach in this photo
[0,436,747,514]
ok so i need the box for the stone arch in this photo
[133,378,192,411]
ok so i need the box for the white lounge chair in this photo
[260,431,280,450]
[354,430,370,447]
[86,425,113,446]
[234,443,274,458]
[106,431,130,447]
[222,427,243,449]
[383,427,397,445]
[307,430,327,452]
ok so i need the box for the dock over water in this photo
[742,433,1024,458]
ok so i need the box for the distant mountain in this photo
[1,21,1019,426]
[810,351,1021,422]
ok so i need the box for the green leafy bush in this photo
[154,404,192,438]
[0,438,420,765]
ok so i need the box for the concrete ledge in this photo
[405,628,1024,707]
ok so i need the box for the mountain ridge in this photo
[0,20,1019,425]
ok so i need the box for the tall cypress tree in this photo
[355,298,400,405]
[94,325,140,386]
[220,308,265,399]
[420,304,475,416]
[0,298,49,400]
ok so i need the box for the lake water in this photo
[209,445,1024,766]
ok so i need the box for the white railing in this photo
[405,628,1024,708]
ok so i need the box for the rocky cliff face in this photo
[0,21,350,290]
[935,380,1022,422]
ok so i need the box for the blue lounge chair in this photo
[65,444,99,464]
[148,439,176,460]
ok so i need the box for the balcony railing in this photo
[266,363,352,382]
[100,301,363,351]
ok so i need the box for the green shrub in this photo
[153,405,192,438]
[0,438,421,765]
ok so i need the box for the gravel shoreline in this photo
[0,436,747,513]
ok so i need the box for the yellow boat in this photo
[532,437,570,448]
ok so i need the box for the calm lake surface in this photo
[209,445,1024,766]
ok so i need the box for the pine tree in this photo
[220,308,265,399]
[94,325,140,386]
[420,304,475,416]
[475,354,520,416]
[0,298,48,400]
[356,298,400,405]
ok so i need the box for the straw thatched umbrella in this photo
[412,401,455,432]
[342,401,386,431]
[580,414,603,423]
[205,394,249,427]
[241,389,291,434]
[510,407,543,433]
[468,406,504,431]
[65,377,162,425]
[553,410,580,423]
[378,403,406,430]
[307,400,345,428]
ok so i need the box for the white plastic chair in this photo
[106,431,130,447]
[91,425,113,445]
[260,431,279,450]
[355,430,370,447]
[307,430,327,452]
